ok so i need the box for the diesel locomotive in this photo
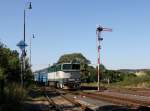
[34,63,81,89]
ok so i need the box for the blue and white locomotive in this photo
[34,63,81,89]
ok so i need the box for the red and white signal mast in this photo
[96,25,112,91]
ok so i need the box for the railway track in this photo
[41,86,150,110]
[57,88,150,109]
[81,86,150,97]
[44,87,93,111]
[80,91,150,108]
[80,86,150,107]
[107,87,150,97]
[45,94,63,111]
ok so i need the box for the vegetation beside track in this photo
[0,42,33,111]
[0,84,46,111]
[26,86,46,101]
[81,71,150,89]
[0,83,27,111]
[115,74,150,88]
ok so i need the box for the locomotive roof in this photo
[49,62,80,67]
[34,63,80,73]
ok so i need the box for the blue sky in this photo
[0,0,150,70]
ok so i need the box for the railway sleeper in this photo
[60,94,94,111]
[46,95,63,111]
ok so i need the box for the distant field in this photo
[81,81,150,89]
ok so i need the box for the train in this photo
[34,63,81,89]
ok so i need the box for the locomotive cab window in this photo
[63,64,72,70]
[72,64,80,70]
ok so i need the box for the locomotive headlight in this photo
[76,78,79,81]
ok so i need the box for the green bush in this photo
[0,83,27,111]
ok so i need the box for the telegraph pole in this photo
[96,25,112,91]
[17,2,32,87]
[23,2,32,86]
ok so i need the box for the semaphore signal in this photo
[96,25,112,91]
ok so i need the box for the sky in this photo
[0,0,150,71]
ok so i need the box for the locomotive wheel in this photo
[57,82,60,88]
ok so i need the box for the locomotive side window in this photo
[56,65,61,71]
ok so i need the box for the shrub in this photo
[0,83,27,111]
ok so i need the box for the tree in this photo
[0,41,32,85]
[0,44,9,97]
[101,70,131,84]
[6,50,20,82]
[24,58,33,86]
[57,53,90,64]
[86,66,97,82]
[0,67,4,101]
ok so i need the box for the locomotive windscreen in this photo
[62,64,80,70]
[63,64,72,70]
[72,64,80,69]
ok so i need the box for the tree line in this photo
[56,53,131,84]
[57,53,150,88]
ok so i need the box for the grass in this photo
[26,86,46,101]
[81,82,97,87]
[0,83,46,111]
